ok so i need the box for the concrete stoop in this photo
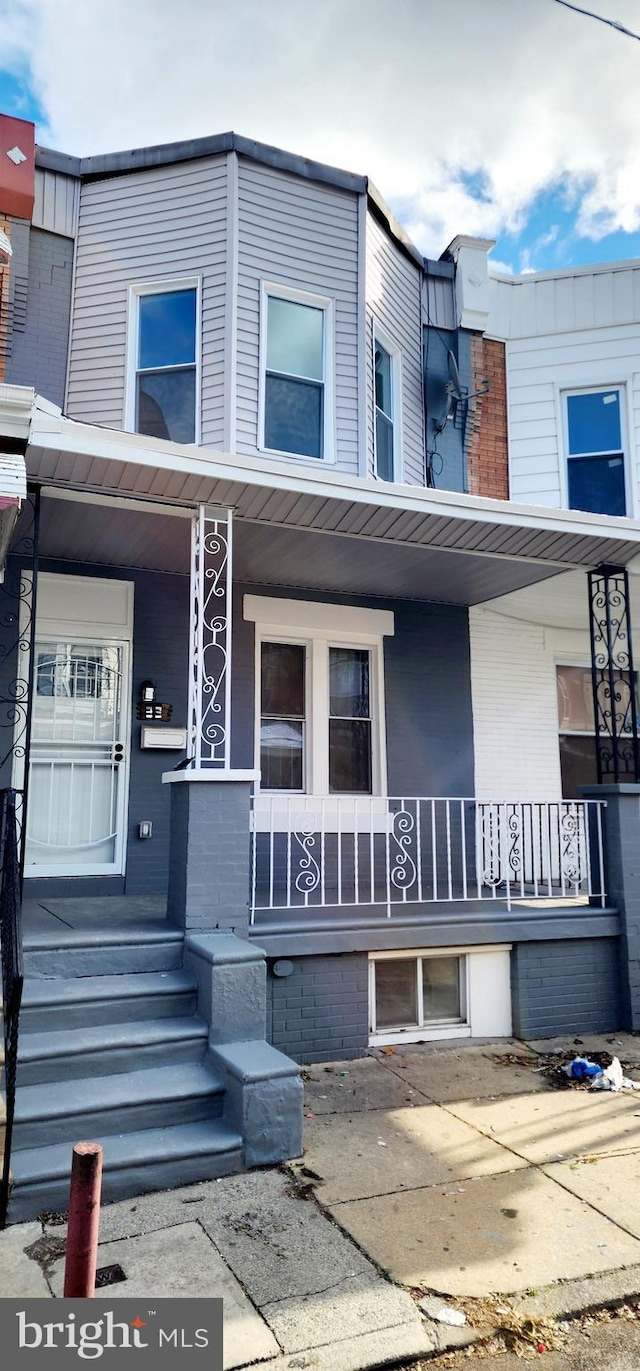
[7,925,302,1222]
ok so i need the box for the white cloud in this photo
[2,0,640,256]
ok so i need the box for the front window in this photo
[263,289,330,459]
[329,647,372,793]
[133,285,197,443]
[260,641,306,791]
[565,388,626,516]
[557,662,638,796]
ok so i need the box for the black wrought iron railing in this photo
[0,789,23,1229]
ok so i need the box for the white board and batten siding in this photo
[489,266,640,513]
[469,605,563,801]
[235,159,360,476]
[365,213,425,484]
[66,156,228,446]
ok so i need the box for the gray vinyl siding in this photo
[366,213,425,485]
[235,159,360,475]
[66,156,227,445]
[364,309,375,474]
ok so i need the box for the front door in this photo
[21,573,134,879]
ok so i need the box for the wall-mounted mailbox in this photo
[140,727,188,750]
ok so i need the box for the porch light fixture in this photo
[0,229,12,262]
[136,679,173,723]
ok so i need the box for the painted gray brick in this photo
[511,938,621,1038]
[267,953,369,1063]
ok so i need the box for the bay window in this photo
[373,330,401,481]
[127,281,199,444]
[261,285,333,461]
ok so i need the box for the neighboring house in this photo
[462,258,640,806]
[1,114,640,1219]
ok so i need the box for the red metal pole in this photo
[63,1141,103,1298]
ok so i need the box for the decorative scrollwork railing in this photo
[249,796,607,923]
[0,788,23,1229]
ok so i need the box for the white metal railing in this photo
[249,796,607,921]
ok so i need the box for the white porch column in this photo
[165,504,259,935]
[188,504,233,769]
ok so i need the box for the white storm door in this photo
[25,639,131,876]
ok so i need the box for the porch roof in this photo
[16,392,640,604]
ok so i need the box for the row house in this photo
[0,114,639,1221]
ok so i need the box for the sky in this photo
[2,0,640,274]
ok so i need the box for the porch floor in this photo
[22,895,169,944]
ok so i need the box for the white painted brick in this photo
[469,606,562,800]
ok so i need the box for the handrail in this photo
[0,789,23,1229]
[250,796,607,921]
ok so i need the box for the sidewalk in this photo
[3,1034,640,1369]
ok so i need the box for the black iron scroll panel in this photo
[588,565,640,785]
[0,487,40,868]
[0,788,23,1229]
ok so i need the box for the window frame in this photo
[125,277,202,444]
[368,944,513,1046]
[561,384,630,518]
[259,281,335,464]
[369,949,470,1044]
[372,322,403,482]
[245,597,393,796]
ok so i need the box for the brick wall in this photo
[466,334,509,499]
[511,938,621,1038]
[6,227,73,408]
[267,953,369,1063]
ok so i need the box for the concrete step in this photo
[20,971,198,1032]
[23,925,184,978]
[17,1017,209,1086]
[8,1119,244,1223]
[13,1062,225,1150]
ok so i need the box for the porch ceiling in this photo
[26,494,586,603]
[21,399,640,606]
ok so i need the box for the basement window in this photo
[368,945,513,1044]
[369,952,467,1042]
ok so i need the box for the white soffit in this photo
[23,401,640,576]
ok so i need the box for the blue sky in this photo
[3,0,640,275]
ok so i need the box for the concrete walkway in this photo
[4,1034,640,1369]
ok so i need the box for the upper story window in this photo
[565,388,626,517]
[261,284,334,461]
[128,282,199,444]
[374,331,401,481]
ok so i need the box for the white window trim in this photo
[259,280,336,464]
[368,945,512,1046]
[124,277,202,444]
[559,382,632,518]
[245,596,393,797]
[372,321,403,483]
